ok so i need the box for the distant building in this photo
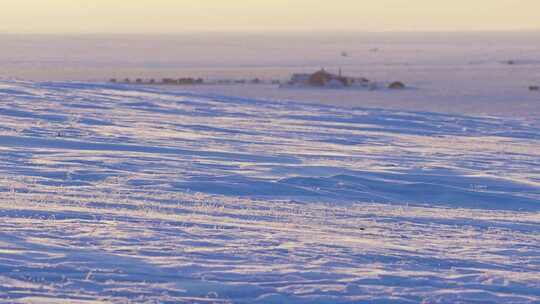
[309,69,334,86]
[530,85,539,91]
[288,69,365,88]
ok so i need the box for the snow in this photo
[0,80,539,303]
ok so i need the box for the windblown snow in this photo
[0,80,539,303]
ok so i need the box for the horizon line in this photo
[1,28,540,36]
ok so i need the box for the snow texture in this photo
[0,80,539,303]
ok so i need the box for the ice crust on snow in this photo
[0,80,539,303]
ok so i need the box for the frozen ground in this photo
[0,80,539,303]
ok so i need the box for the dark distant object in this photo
[388,81,406,89]
[506,60,516,65]
[251,78,261,84]
[178,78,195,85]
[309,69,334,86]
[290,69,366,88]
[136,78,143,84]
[530,85,539,91]
[123,78,131,83]
[162,78,178,85]
[109,78,117,83]
[149,79,156,84]
[272,80,281,85]
[341,51,349,57]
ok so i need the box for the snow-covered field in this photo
[0,80,539,303]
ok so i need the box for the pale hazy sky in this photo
[1,0,539,33]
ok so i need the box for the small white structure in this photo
[291,74,311,85]
[326,79,346,88]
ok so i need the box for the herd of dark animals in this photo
[109,65,539,91]
[108,70,408,90]
[110,77,205,85]
[109,77,282,86]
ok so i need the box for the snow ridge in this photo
[0,80,539,303]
